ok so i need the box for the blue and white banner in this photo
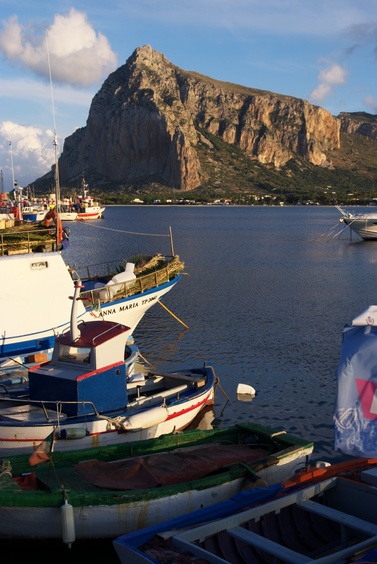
[334,324,377,457]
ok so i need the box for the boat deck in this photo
[125,477,377,563]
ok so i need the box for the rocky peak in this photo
[58,45,341,191]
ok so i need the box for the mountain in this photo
[35,45,377,203]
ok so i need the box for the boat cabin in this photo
[28,320,131,416]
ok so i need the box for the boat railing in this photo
[0,395,100,421]
[0,225,59,255]
[75,255,184,308]
[79,265,175,307]
[72,254,179,280]
[91,323,126,345]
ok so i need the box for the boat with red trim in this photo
[0,280,215,455]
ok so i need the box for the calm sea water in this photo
[63,204,377,464]
[12,205,377,562]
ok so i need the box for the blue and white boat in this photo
[114,458,377,564]
[0,240,183,363]
[21,205,47,222]
[0,279,214,455]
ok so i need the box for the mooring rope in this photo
[158,300,189,329]
[73,221,170,237]
[138,351,157,371]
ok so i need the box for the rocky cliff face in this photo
[339,112,377,140]
[58,45,340,191]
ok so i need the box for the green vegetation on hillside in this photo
[35,113,377,205]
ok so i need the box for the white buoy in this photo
[61,499,75,548]
[315,460,331,469]
[237,383,256,396]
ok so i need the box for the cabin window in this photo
[59,345,91,364]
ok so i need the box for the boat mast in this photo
[46,33,60,247]
[9,141,15,192]
[9,141,22,220]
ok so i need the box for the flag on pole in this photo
[334,324,377,457]
[29,432,54,466]
[90,298,101,318]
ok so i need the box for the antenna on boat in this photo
[9,141,22,220]
[9,141,15,191]
[46,32,61,247]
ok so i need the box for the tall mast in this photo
[9,141,15,191]
[46,33,60,246]
[9,141,22,219]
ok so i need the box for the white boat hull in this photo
[0,251,180,360]
[0,387,214,455]
[59,212,77,221]
[337,205,377,240]
[0,446,312,540]
[343,217,377,240]
[76,206,105,220]
[22,211,47,222]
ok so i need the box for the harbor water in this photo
[9,204,377,562]
[64,204,376,464]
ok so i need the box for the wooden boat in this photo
[0,222,183,362]
[113,457,377,563]
[0,279,214,455]
[0,421,313,544]
[337,204,377,240]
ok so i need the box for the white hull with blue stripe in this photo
[0,251,183,361]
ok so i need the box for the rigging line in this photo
[74,222,170,237]
[138,351,157,371]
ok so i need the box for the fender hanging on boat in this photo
[59,428,88,440]
[61,499,75,548]
[121,406,168,431]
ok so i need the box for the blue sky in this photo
[0,0,376,190]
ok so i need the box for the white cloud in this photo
[0,122,55,189]
[309,63,347,103]
[0,9,117,87]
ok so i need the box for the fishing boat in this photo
[0,59,183,363]
[75,177,105,220]
[0,421,313,545]
[21,204,47,222]
[0,225,183,362]
[57,198,77,221]
[336,204,377,240]
[0,278,215,455]
[113,457,377,563]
